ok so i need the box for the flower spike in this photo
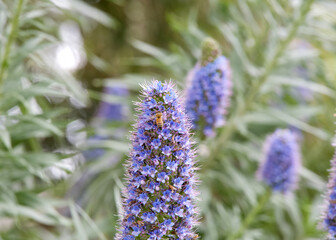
[116,80,198,240]
[257,129,301,193]
[186,37,232,138]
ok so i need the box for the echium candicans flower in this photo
[81,86,128,161]
[185,37,232,137]
[97,85,129,121]
[322,138,336,238]
[257,129,301,193]
[116,80,198,240]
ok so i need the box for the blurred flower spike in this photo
[116,80,198,239]
[82,135,107,161]
[257,129,301,193]
[323,151,336,238]
[97,86,129,121]
[186,37,232,138]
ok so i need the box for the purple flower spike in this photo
[186,38,232,138]
[116,80,198,240]
[322,149,336,237]
[96,85,129,121]
[257,129,301,193]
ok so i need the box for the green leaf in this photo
[263,75,336,98]
[0,127,11,149]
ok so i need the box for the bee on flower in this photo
[116,80,199,240]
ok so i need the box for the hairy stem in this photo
[227,189,272,240]
[0,0,25,87]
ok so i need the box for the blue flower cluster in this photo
[257,129,301,193]
[97,86,129,121]
[323,152,336,238]
[185,38,232,138]
[116,81,198,240]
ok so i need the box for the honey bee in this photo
[192,234,199,239]
[330,200,336,204]
[169,185,176,192]
[155,112,163,128]
[124,214,132,220]
[137,220,145,227]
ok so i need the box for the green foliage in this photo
[1,0,336,239]
[0,0,96,238]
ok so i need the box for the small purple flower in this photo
[129,188,137,199]
[161,145,172,156]
[144,121,154,130]
[162,219,174,231]
[138,150,150,161]
[126,215,135,226]
[167,161,178,171]
[138,193,149,205]
[176,226,188,238]
[173,177,184,189]
[116,81,198,239]
[186,38,232,138]
[151,138,161,149]
[152,199,162,212]
[160,202,169,213]
[162,190,172,202]
[257,129,301,193]
[142,166,156,178]
[157,172,169,183]
[184,185,193,195]
[132,161,141,172]
[124,235,135,240]
[134,176,146,188]
[163,94,174,104]
[146,182,156,194]
[181,166,191,177]
[171,191,180,201]
[131,205,141,216]
[173,206,185,217]
[175,150,185,160]
[160,129,172,140]
[132,226,140,236]
[144,98,157,109]
[141,212,157,224]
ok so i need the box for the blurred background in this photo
[0,0,335,239]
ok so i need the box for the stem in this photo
[0,0,25,86]
[227,189,272,240]
[18,103,41,152]
[206,0,314,166]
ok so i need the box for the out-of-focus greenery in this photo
[1,0,336,239]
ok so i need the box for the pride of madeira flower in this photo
[323,155,336,240]
[257,129,301,193]
[322,143,336,238]
[116,81,198,240]
[185,37,232,138]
